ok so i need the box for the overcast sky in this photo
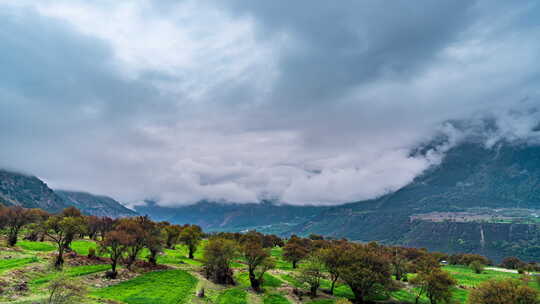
[1,0,539,206]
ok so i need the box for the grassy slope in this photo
[0,257,38,273]
[3,239,539,304]
[93,269,197,304]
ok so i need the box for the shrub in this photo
[87,248,96,259]
[43,276,87,304]
[468,278,539,304]
[470,260,485,274]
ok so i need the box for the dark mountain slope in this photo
[290,141,540,261]
[136,200,328,234]
[56,190,137,218]
[0,169,137,217]
[0,169,67,212]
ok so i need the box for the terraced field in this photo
[1,239,538,304]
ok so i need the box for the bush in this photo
[43,276,87,304]
[470,260,485,274]
[468,278,539,304]
[87,247,96,259]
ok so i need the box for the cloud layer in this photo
[1,0,539,206]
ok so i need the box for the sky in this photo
[1,0,540,207]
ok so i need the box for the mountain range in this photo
[2,138,540,261]
[0,169,136,218]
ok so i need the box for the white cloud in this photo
[0,0,539,207]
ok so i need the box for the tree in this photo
[43,215,86,269]
[389,247,409,281]
[116,217,148,269]
[500,256,526,270]
[86,216,101,240]
[241,236,275,292]
[144,220,164,265]
[59,207,84,251]
[338,244,392,304]
[320,241,350,295]
[410,269,456,304]
[179,225,203,259]
[163,224,183,249]
[24,208,50,242]
[283,235,310,269]
[0,206,35,246]
[470,260,485,274]
[298,252,326,297]
[203,237,238,284]
[99,230,131,279]
[468,279,540,304]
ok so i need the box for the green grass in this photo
[235,271,283,288]
[271,247,293,270]
[71,240,99,256]
[17,240,55,252]
[93,269,197,304]
[0,257,38,273]
[263,293,290,304]
[443,265,521,287]
[216,288,247,304]
[31,264,110,285]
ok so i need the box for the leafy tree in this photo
[43,215,87,269]
[470,260,485,274]
[163,224,183,249]
[179,225,203,259]
[203,237,238,284]
[283,235,310,269]
[410,269,456,304]
[389,247,409,281]
[59,207,84,250]
[144,220,164,265]
[338,244,392,304]
[24,208,50,242]
[320,241,351,295]
[86,216,101,240]
[0,206,35,246]
[500,256,526,270]
[241,233,275,292]
[97,217,115,240]
[468,279,540,304]
[99,230,132,279]
[298,252,325,297]
[116,218,144,268]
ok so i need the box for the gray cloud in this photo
[0,1,539,206]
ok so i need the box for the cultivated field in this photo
[0,238,538,304]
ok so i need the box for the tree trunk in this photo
[149,250,158,265]
[310,285,318,298]
[330,277,337,295]
[189,247,194,259]
[292,261,297,269]
[248,271,261,292]
[8,230,18,246]
[55,247,64,269]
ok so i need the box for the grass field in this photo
[93,269,197,304]
[263,293,290,304]
[216,288,248,304]
[0,257,38,273]
[1,238,538,304]
[31,264,110,285]
[17,240,56,252]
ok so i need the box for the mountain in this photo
[135,200,328,234]
[0,169,68,212]
[291,140,540,261]
[56,190,138,218]
[0,169,137,218]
